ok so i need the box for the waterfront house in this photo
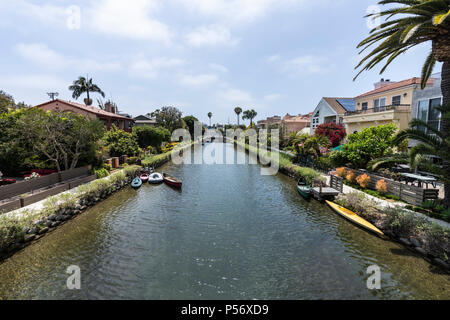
[410,73,443,148]
[134,115,158,127]
[343,78,434,134]
[310,98,355,134]
[35,99,134,132]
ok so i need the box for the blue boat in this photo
[131,177,142,189]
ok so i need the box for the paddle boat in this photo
[163,173,182,189]
[297,178,311,200]
[131,177,143,189]
[325,200,384,237]
[140,173,149,183]
[148,172,164,184]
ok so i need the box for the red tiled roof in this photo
[35,99,134,121]
[355,77,434,99]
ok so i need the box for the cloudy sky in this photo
[0,0,441,124]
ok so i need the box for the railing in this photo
[344,104,410,116]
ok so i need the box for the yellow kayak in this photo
[325,200,384,237]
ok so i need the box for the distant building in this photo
[310,98,354,134]
[282,113,311,136]
[344,77,434,134]
[35,99,134,132]
[134,115,158,127]
[257,116,282,129]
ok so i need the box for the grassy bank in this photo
[336,191,450,270]
[0,165,141,260]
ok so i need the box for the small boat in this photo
[297,178,311,200]
[163,173,182,189]
[325,201,384,237]
[131,177,142,189]
[140,173,149,183]
[148,172,164,184]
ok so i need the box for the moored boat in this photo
[297,178,311,200]
[131,177,143,189]
[148,172,164,184]
[325,200,384,237]
[163,173,182,188]
[140,173,149,183]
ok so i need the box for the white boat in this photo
[148,172,164,184]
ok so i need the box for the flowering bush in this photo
[376,179,388,194]
[315,123,346,148]
[356,174,370,188]
[24,172,40,181]
[336,167,347,177]
[346,170,355,183]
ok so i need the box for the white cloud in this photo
[176,0,302,23]
[264,93,283,101]
[15,43,122,72]
[129,57,185,78]
[209,63,228,73]
[185,25,239,47]
[219,88,253,104]
[178,73,218,86]
[88,0,172,42]
[285,55,333,75]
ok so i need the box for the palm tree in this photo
[207,112,212,127]
[355,1,450,206]
[234,107,242,125]
[242,109,257,127]
[69,76,105,105]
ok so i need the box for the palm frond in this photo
[421,51,436,88]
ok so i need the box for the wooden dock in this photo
[311,187,340,202]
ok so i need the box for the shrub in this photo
[126,157,139,165]
[346,170,355,183]
[356,174,370,188]
[93,167,109,179]
[336,167,347,178]
[315,122,346,147]
[376,179,388,194]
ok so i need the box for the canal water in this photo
[0,143,449,299]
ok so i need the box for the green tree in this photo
[242,109,257,127]
[292,134,330,161]
[207,112,213,127]
[183,115,204,137]
[15,109,105,171]
[0,91,15,114]
[331,124,397,169]
[69,76,105,105]
[104,124,140,157]
[151,106,184,132]
[234,107,242,125]
[133,126,171,149]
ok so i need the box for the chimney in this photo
[105,102,114,113]
[374,78,395,89]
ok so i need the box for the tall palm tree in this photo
[242,109,257,127]
[69,76,105,105]
[234,107,242,125]
[355,0,450,206]
[207,112,213,127]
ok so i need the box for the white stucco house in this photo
[310,97,355,134]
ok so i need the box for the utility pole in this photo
[47,92,59,100]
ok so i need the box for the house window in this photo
[373,98,386,112]
[392,95,401,106]
[417,97,442,132]
[361,102,368,111]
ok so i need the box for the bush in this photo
[336,167,347,178]
[103,124,141,157]
[315,122,346,147]
[126,157,139,165]
[93,167,109,179]
[346,170,355,183]
[376,179,388,194]
[356,174,370,188]
[133,126,171,149]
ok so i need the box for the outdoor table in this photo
[400,173,437,188]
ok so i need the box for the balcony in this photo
[344,104,410,116]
